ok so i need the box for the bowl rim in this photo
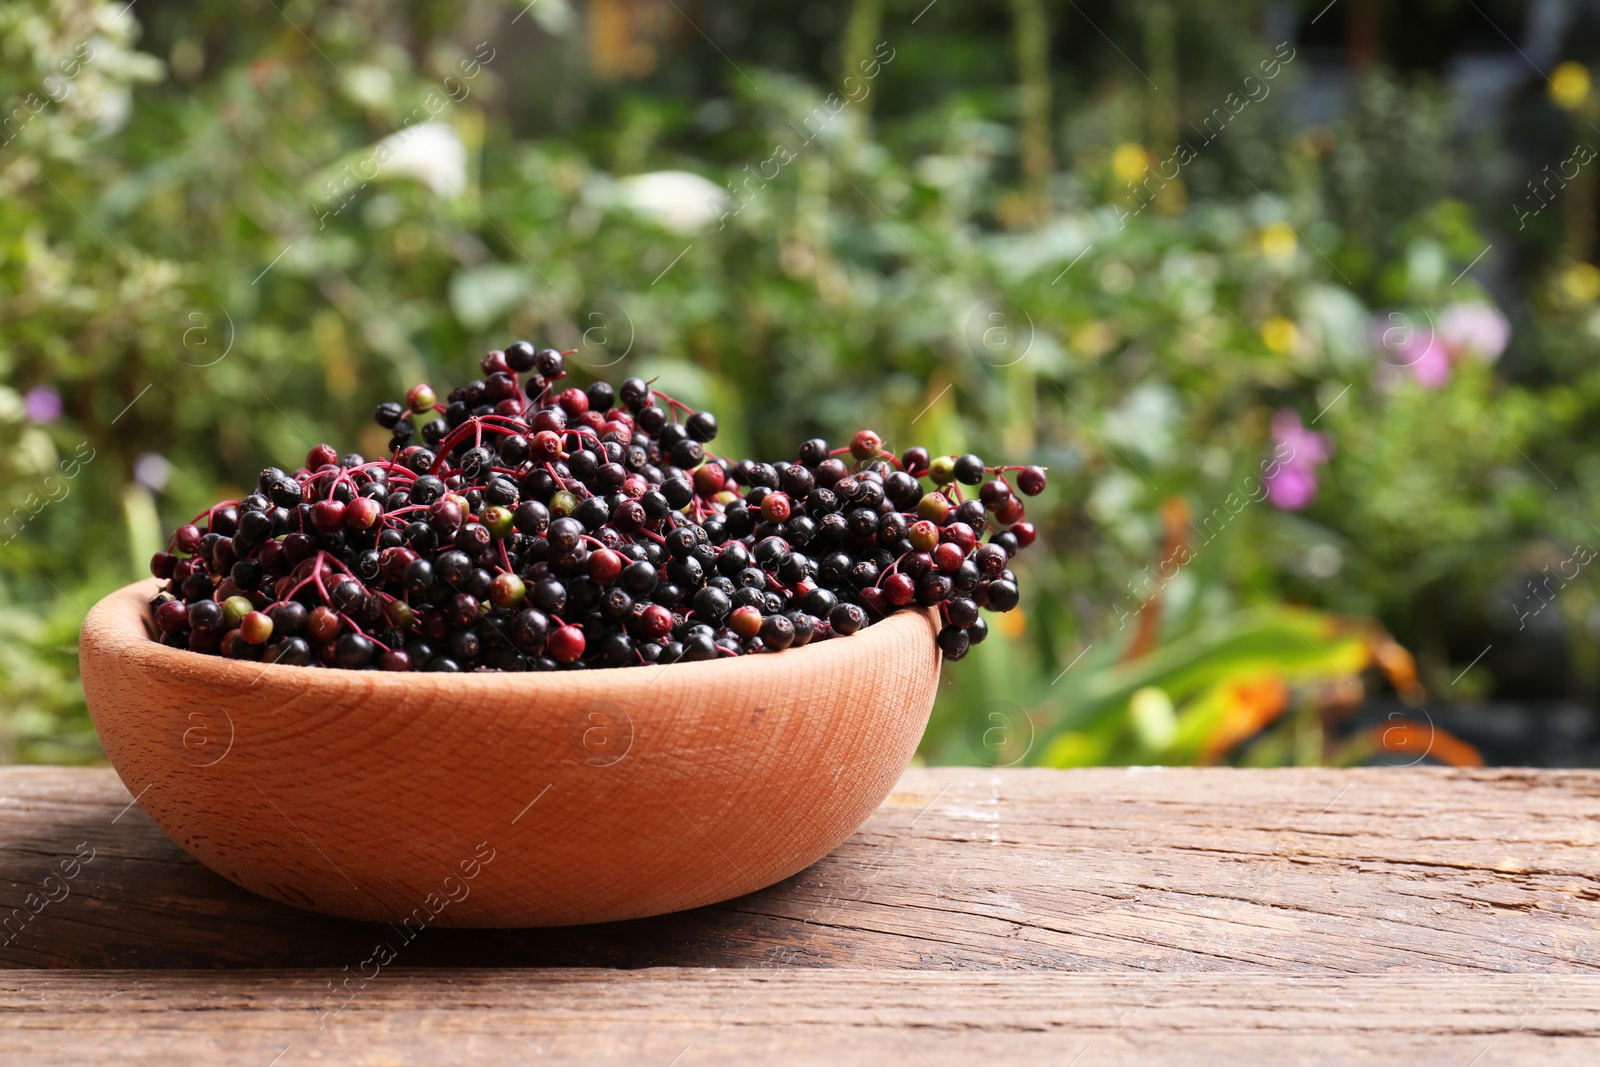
[85,579,941,695]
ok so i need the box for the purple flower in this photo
[1266,463,1320,510]
[1406,332,1452,388]
[1438,302,1510,362]
[1271,409,1330,466]
[24,385,62,424]
[1371,325,1451,390]
[1265,409,1331,511]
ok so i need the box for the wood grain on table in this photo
[3,765,1599,1063]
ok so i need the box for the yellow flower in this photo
[1260,316,1298,354]
[1551,62,1591,111]
[1259,221,1297,264]
[1129,687,1177,750]
[1562,262,1600,304]
[1111,142,1149,184]
[1070,320,1117,359]
[995,606,1026,640]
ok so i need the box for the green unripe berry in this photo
[909,519,941,551]
[491,572,527,608]
[928,455,957,485]
[222,595,254,628]
[482,505,515,539]
[385,600,415,630]
[916,493,952,522]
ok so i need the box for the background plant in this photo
[3,0,1598,766]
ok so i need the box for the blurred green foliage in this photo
[3,0,1600,766]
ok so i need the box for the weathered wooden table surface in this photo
[3,765,1599,1064]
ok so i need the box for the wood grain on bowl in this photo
[79,580,940,927]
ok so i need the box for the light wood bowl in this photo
[80,580,940,927]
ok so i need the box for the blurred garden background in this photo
[4,0,1600,768]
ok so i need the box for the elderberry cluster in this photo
[146,341,1045,672]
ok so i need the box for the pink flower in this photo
[1266,463,1319,510]
[1270,409,1329,466]
[1371,323,1451,390]
[1265,409,1331,511]
[1405,332,1452,388]
[1438,302,1510,362]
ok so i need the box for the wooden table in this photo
[3,766,1598,1063]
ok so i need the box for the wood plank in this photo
[3,971,1599,1065]
[2,766,1599,972]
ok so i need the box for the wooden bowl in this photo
[79,581,940,927]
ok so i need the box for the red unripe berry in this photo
[239,611,274,645]
[588,548,623,584]
[1011,522,1037,548]
[580,410,607,432]
[694,463,726,496]
[481,349,511,375]
[494,398,525,418]
[730,605,764,639]
[908,520,940,551]
[310,499,347,531]
[761,492,792,523]
[307,606,342,643]
[942,522,978,551]
[639,604,673,639]
[994,496,1026,525]
[346,496,382,530]
[380,546,418,582]
[533,430,563,461]
[605,409,635,431]
[379,649,414,671]
[532,408,566,434]
[850,429,883,460]
[155,599,190,633]
[859,586,888,618]
[621,475,649,499]
[883,573,916,606]
[557,387,589,417]
[150,551,177,579]
[548,624,586,663]
[934,542,966,572]
[306,443,339,470]
[175,524,203,554]
[1016,466,1048,496]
